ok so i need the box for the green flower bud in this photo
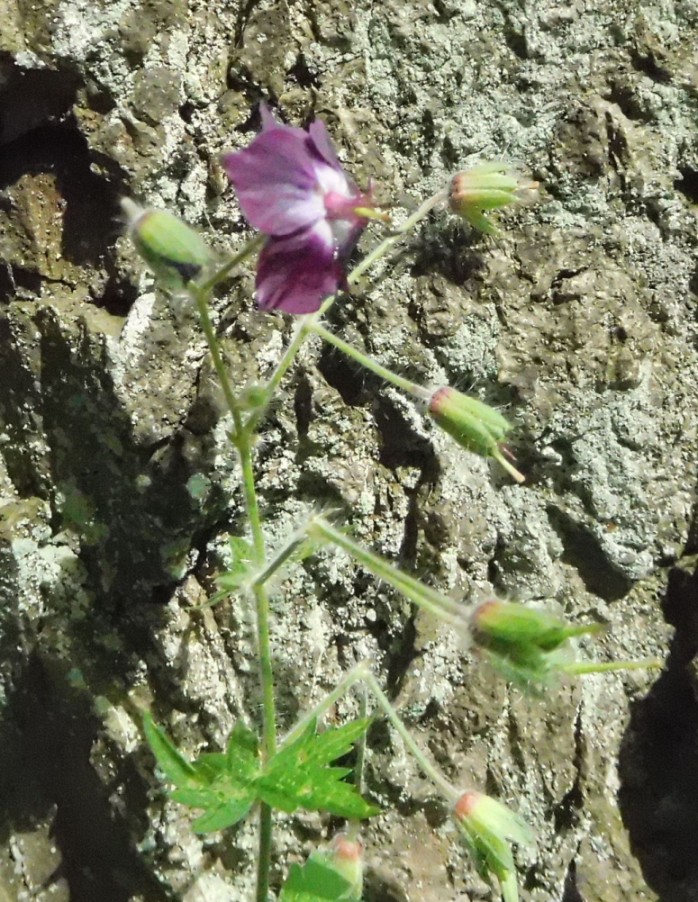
[470,600,605,687]
[473,600,603,650]
[427,386,524,483]
[324,833,363,898]
[449,163,539,235]
[454,790,534,902]
[122,198,211,290]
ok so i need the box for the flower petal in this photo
[308,118,342,170]
[255,223,344,314]
[258,102,279,132]
[330,219,365,266]
[222,129,325,236]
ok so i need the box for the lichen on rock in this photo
[1,0,697,899]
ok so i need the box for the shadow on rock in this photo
[0,650,171,901]
[619,561,698,901]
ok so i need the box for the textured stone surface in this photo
[1,0,697,899]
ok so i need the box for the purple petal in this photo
[308,118,342,171]
[255,223,344,314]
[331,219,366,267]
[258,102,278,131]
[222,129,325,236]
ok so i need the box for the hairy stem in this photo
[192,284,243,431]
[562,658,663,676]
[362,672,458,802]
[354,684,368,794]
[191,276,277,902]
[256,806,273,902]
[308,518,467,627]
[309,322,429,399]
[281,661,461,802]
[246,189,448,432]
[281,661,371,748]
[344,188,448,288]
[280,661,459,807]
[199,233,265,293]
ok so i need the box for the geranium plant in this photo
[124,103,656,902]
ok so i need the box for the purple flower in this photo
[222,105,379,314]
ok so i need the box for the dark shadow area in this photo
[409,220,485,286]
[618,560,698,901]
[675,166,698,205]
[34,304,227,600]
[0,297,233,896]
[0,305,229,896]
[561,859,585,902]
[0,59,134,313]
[0,122,124,268]
[547,505,634,602]
[0,51,243,902]
[0,652,172,902]
[374,393,439,479]
[0,55,80,145]
[317,341,374,407]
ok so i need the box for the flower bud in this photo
[122,198,211,290]
[473,600,603,650]
[454,790,533,902]
[325,833,363,897]
[427,386,524,483]
[470,600,604,687]
[449,163,539,235]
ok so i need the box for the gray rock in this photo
[1,0,696,899]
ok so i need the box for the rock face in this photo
[1,1,696,899]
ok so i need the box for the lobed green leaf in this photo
[142,712,197,787]
[260,717,379,819]
[280,855,359,902]
[144,714,377,832]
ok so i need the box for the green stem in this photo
[562,658,663,676]
[308,518,466,627]
[354,684,368,794]
[192,284,243,431]
[309,322,429,400]
[362,671,458,802]
[246,320,311,433]
[190,272,277,902]
[281,662,371,748]
[250,527,309,589]
[238,435,277,902]
[280,660,458,807]
[345,686,368,845]
[199,233,266,293]
[343,189,448,289]
[256,809,273,902]
[246,189,447,432]
[192,286,276,754]
[489,447,526,485]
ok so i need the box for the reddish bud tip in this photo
[331,833,364,863]
[454,790,481,821]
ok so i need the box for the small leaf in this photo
[227,721,260,762]
[280,856,357,902]
[142,712,197,787]
[145,715,262,833]
[192,797,255,833]
[259,718,379,820]
[303,718,374,766]
[184,722,260,832]
[216,536,256,594]
[171,787,217,807]
[195,752,228,782]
